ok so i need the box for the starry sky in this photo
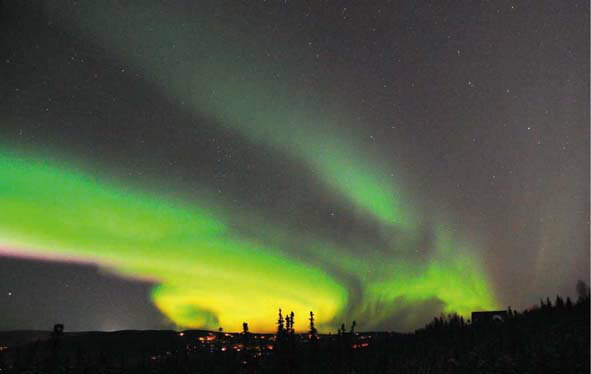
[0,0,588,332]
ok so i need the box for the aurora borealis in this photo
[0,1,588,332]
[0,149,495,331]
[69,0,412,227]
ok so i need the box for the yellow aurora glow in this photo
[0,151,497,331]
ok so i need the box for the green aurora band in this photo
[2,2,498,331]
[62,0,410,226]
[0,150,497,331]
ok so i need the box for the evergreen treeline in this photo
[0,282,588,373]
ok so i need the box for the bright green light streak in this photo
[296,230,498,330]
[362,227,498,327]
[0,151,347,331]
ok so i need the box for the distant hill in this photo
[0,330,52,348]
[0,329,214,352]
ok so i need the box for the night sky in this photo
[0,0,588,332]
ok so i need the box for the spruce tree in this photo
[309,311,318,341]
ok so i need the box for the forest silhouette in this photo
[0,281,589,373]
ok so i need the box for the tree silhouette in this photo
[308,311,318,341]
[242,322,250,346]
[555,295,565,309]
[576,280,590,302]
[277,308,285,336]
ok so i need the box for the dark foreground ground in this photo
[0,294,588,373]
